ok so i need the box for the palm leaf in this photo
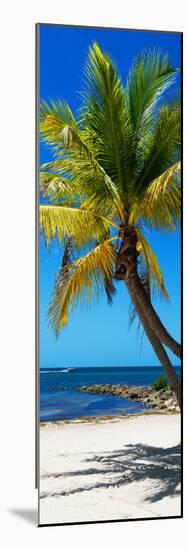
[126,50,177,135]
[39,204,112,247]
[40,100,77,151]
[40,100,123,218]
[130,161,181,229]
[134,103,181,193]
[49,239,117,335]
[136,229,169,300]
[81,42,134,195]
[40,171,75,202]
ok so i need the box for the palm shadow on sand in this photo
[40,443,181,504]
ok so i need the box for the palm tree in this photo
[39,43,181,406]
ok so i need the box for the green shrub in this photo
[152,375,172,391]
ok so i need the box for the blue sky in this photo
[39,25,181,369]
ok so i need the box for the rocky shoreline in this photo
[80,384,180,413]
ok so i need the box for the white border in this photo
[1,1,186,548]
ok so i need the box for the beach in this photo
[39,413,181,525]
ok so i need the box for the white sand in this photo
[39,414,181,525]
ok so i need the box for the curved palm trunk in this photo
[129,270,181,358]
[114,227,181,359]
[125,278,181,408]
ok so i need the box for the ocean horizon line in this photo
[40,365,180,370]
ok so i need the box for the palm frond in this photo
[60,155,123,219]
[49,239,117,335]
[126,50,177,135]
[40,160,67,173]
[130,161,181,229]
[134,103,181,192]
[39,204,112,247]
[40,171,75,202]
[40,160,116,216]
[136,229,169,300]
[40,100,77,152]
[81,42,134,195]
[40,100,124,219]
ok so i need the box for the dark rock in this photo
[79,383,178,414]
[127,392,139,399]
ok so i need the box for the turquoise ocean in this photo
[40,366,180,422]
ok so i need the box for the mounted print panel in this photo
[36,24,182,526]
